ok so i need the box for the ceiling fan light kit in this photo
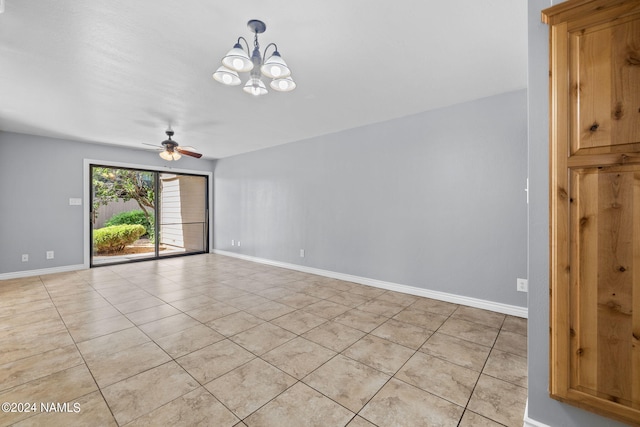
[152,128,202,161]
[213,20,296,96]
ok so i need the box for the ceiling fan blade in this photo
[176,148,202,158]
[143,143,163,152]
[177,146,196,151]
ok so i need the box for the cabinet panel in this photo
[544,1,640,424]
[570,166,639,408]
[571,17,640,154]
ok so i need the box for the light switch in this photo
[69,198,82,206]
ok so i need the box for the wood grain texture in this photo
[544,1,640,424]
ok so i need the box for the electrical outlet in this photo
[21,254,29,262]
[300,249,305,258]
[231,240,235,246]
[46,251,54,260]
[517,278,528,292]
[237,241,241,247]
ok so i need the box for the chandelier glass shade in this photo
[213,20,295,96]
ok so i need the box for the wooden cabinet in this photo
[543,1,640,425]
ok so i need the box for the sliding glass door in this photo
[90,165,208,266]
[158,173,208,257]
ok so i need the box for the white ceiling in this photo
[0,0,527,159]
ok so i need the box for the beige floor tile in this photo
[48,289,102,305]
[13,390,117,427]
[102,361,199,425]
[0,326,75,365]
[126,304,182,325]
[270,310,327,335]
[206,358,296,419]
[244,382,354,427]
[302,321,366,352]
[467,374,527,427]
[244,300,296,321]
[343,335,414,375]
[375,291,418,307]
[85,341,172,388]
[409,298,459,316]
[0,298,54,319]
[226,294,272,310]
[0,344,84,392]
[102,289,152,305]
[502,315,528,336]
[155,324,225,358]
[438,318,499,347]
[0,307,62,331]
[256,286,297,300]
[77,327,150,361]
[483,348,528,388]
[370,318,433,350]
[114,295,165,314]
[202,286,249,301]
[0,365,98,426]
[327,291,370,308]
[206,311,264,336]
[346,416,377,427]
[51,297,113,317]
[67,314,134,343]
[276,292,322,309]
[138,313,200,340]
[262,337,336,379]
[301,284,341,299]
[357,298,406,317]
[185,301,240,323]
[333,309,388,333]
[229,322,296,355]
[126,387,239,427]
[458,410,505,427]
[303,300,351,319]
[393,306,449,329]
[95,284,139,299]
[169,295,216,311]
[420,332,491,371]
[0,316,66,340]
[451,306,506,329]
[396,352,479,406]
[303,354,390,412]
[177,339,255,384]
[494,329,527,358]
[347,286,386,299]
[0,255,530,427]
[59,305,122,328]
[155,289,203,303]
[360,378,463,427]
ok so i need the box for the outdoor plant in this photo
[105,209,154,240]
[92,167,155,230]
[93,224,146,254]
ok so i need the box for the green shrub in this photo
[105,210,154,240]
[93,224,146,253]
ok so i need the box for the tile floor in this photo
[0,254,528,426]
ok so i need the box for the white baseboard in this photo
[523,400,551,427]
[0,264,86,281]
[214,250,528,318]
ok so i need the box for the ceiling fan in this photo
[145,128,203,161]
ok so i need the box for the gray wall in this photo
[526,1,627,425]
[214,89,528,308]
[0,131,215,275]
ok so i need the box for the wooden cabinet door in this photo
[543,1,640,425]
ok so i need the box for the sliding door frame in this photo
[83,159,213,269]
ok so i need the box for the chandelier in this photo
[213,20,296,96]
